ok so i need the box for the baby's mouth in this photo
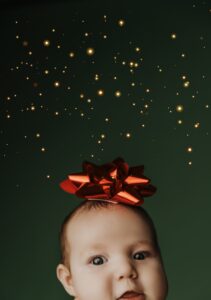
[117,290,145,300]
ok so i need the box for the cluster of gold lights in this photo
[181,75,190,88]
[97,89,122,97]
[187,147,193,166]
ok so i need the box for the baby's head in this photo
[56,200,168,300]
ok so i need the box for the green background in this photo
[1,0,211,299]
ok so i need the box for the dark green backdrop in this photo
[1,0,211,299]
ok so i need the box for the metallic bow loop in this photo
[60,157,156,206]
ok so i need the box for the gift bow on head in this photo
[60,157,156,206]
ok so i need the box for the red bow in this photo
[60,157,156,206]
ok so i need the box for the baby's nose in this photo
[115,259,138,280]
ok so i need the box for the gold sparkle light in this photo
[183,81,190,88]
[23,41,28,47]
[43,40,50,47]
[54,81,60,87]
[176,105,184,112]
[69,52,75,58]
[171,33,177,39]
[97,89,104,96]
[118,19,125,27]
[86,47,95,56]
[115,90,122,97]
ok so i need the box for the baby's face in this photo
[57,205,168,300]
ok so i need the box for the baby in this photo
[56,158,168,300]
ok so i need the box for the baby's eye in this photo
[133,251,148,260]
[90,256,106,265]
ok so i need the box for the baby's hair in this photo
[59,200,162,270]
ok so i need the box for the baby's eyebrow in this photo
[136,240,154,246]
[83,240,154,253]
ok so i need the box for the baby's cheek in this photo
[142,260,168,299]
[71,268,104,300]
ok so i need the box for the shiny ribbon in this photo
[60,157,156,206]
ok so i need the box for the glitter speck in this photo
[126,132,131,138]
[187,147,193,153]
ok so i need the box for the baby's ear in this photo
[56,264,76,297]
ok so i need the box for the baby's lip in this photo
[117,290,145,300]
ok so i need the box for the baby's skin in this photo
[56,204,168,300]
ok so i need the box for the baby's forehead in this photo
[66,204,154,243]
[67,204,143,226]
